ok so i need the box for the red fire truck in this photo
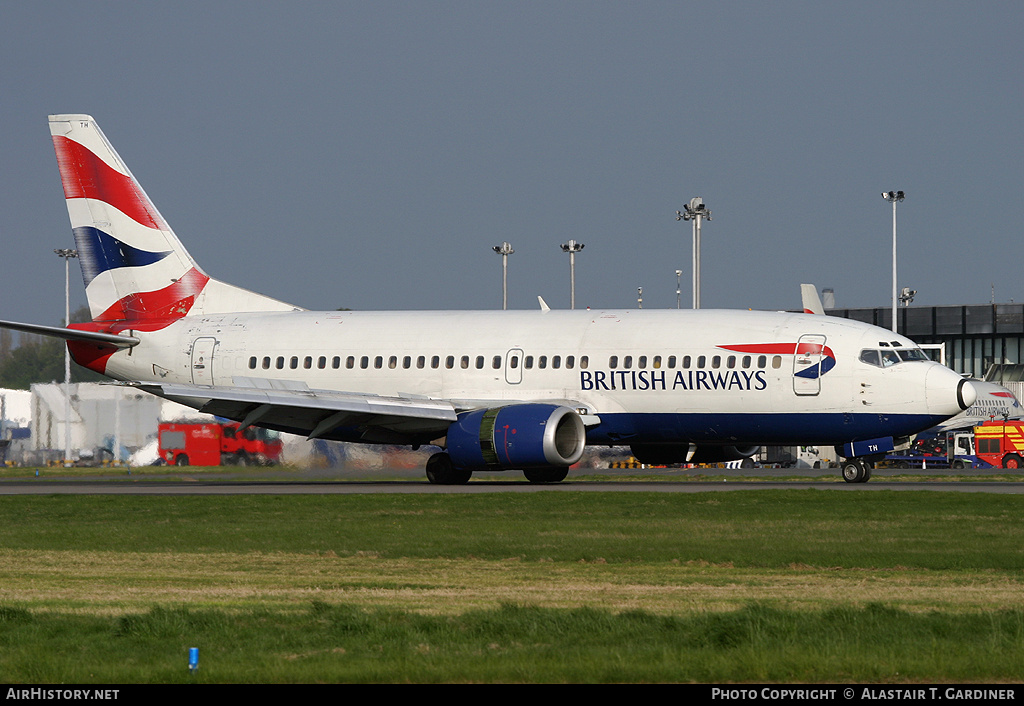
[158,422,284,467]
[972,421,1024,469]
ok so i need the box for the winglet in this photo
[801,284,825,315]
[538,296,551,311]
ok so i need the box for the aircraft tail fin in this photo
[48,114,296,326]
[801,284,825,315]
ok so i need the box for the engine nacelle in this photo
[447,404,587,470]
[629,443,760,465]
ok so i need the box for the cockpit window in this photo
[859,349,881,367]
[860,347,930,367]
[880,350,901,366]
[897,348,929,362]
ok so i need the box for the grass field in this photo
[1,487,1023,682]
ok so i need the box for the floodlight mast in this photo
[54,248,78,467]
[560,239,585,309]
[882,190,905,332]
[492,241,514,310]
[676,197,711,309]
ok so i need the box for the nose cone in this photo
[926,365,976,416]
[958,378,978,411]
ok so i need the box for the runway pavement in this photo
[2,463,1023,495]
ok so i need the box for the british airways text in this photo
[580,369,768,392]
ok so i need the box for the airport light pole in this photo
[676,197,711,309]
[492,241,514,310]
[560,240,584,309]
[675,269,682,309]
[54,248,78,467]
[882,190,905,332]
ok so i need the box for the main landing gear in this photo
[425,452,473,485]
[841,458,873,484]
[424,452,570,485]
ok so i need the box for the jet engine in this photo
[446,404,586,470]
[629,443,760,465]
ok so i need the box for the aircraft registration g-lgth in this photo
[0,115,977,484]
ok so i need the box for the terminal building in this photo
[828,303,1024,387]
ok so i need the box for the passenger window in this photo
[248,357,257,369]
[461,355,469,369]
[712,356,721,368]
[552,355,561,369]
[431,356,440,369]
[609,356,618,369]
[667,355,676,369]
[565,356,575,369]
[727,356,736,369]
[653,356,661,369]
[262,357,271,370]
[772,356,782,369]
[445,356,455,369]
[580,356,589,369]
[388,356,397,369]
[374,356,383,369]
[403,356,411,369]
[638,356,647,368]
[623,356,632,369]
[697,356,706,368]
[757,355,766,369]
[417,356,426,369]
[683,356,691,368]
[304,356,312,369]
[360,356,369,369]
[509,355,519,369]
[492,355,502,369]
[317,356,326,369]
[276,357,285,369]
[742,356,751,369]
[475,356,484,369]
[538,356,547,369]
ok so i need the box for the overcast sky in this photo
[1,2,1021,326]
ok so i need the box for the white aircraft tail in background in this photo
[801,284,825,315]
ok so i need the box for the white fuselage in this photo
[93,307,970,447]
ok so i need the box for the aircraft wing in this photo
[137,378,459,444]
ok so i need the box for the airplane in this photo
[930,379,1022,432]
[0,114,977,484]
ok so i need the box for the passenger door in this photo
[191,337,218,386]
[793,334,826,396]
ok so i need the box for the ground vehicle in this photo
[158,422,283,466]
[972,421,1024,469]
[883,422,1024,470]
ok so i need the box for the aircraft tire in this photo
[841,460,869,483]
[426,453,472,485]
[523,467,569,483]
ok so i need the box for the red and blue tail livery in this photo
[48,115,293,328]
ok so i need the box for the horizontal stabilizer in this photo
[0,319,139,348]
